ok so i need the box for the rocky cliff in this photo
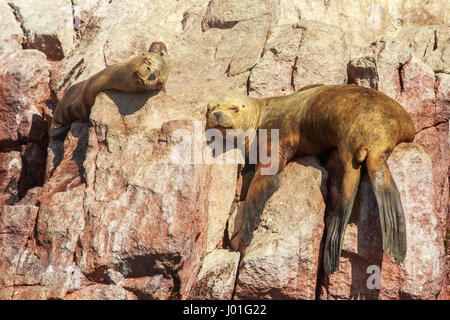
[0,0,448,300]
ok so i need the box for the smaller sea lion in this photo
[53,42,169,126]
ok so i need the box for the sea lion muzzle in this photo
[213,111,222,121]
[207,111,232,129]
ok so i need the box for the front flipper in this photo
[241,157,287,247]
[241,169,278,246]
[53,80,87,125]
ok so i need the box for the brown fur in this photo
[206,85,415,274]
[298,84,323,91]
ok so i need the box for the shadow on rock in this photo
[47,122,91,180]
[105,89,162,115]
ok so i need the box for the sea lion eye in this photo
[207,104,219,112]
[148,73,156,80]
[230,105,239,112]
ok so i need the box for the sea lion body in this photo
[53,44,169,126]
[258,85,415,159]
[206,85,415,274]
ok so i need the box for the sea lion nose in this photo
[213,111,222,121]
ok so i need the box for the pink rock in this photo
[72,92,232,299]
[234,157,327,299]
[0,144,46,209]
[64,284,137,300]
[394,25,450,74]
[248,25,303,97]
[396,57,436,132]
[0,205,38,287]
[201,0,277,77]
[249,20,348,96]
[9,0,75,61]
[19,142,47,198]
[414,123,449,301]
[76,121,208,297]
[0,49,51,205]
[376,38,411,100]
[190,249,240,300]
[121,275,174,300]
[3,286,52,300]
[201,0,276,30]
[203,150,238,252]
[0,151,22,208]
[292,21,348,90]
[0,50,51,146]
[415,124,449,235]
[1,91,216,300]
[0,1,24,55]
[434,73,450,123]
[0,123,90,300]
[385,143,445,299]
[347,57,378,89]
[90,90,193,133]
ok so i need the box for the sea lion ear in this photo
[148,41,168,57]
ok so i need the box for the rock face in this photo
[233,157,327,300]
[0,0,24,55]
[190,249,240,300]
[8,0,75,60]
[248,20,348,97]
[0,49,52,208]
[0,0,448,300]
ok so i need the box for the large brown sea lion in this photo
[53,42,169,126]
[205,85,415,274]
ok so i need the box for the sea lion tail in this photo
[366,153,407,264]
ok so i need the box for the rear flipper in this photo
[366,156,407,263]
[323,163,361,275]
[324,200,357,274]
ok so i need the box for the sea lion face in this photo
[132,52,169,91]
[206,91,259,134]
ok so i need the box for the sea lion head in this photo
[206,91,260,134]
[132,51,169,91]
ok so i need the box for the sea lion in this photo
[53,42,169,126]
[205,85,415,274]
